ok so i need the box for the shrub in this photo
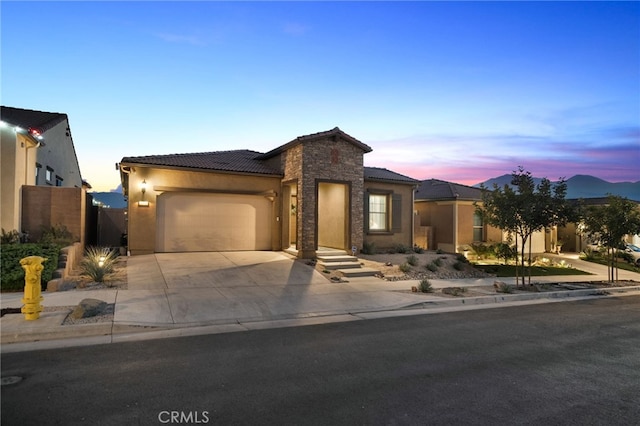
[399,262,412,273]
[406,254,419,266]
[419,279,434,293]
[452,261,464,271]
[426,262,438,272]
[456,253,468,263]
[494,243,517,264]
[40,224,75,246]
[470,243,493,260]
[434,257,443,267]
[436,248,444,254]
[494,281,514,294]
[391,244,411,254]
[80,246,117,283]
[413,245,425,254]
[579,247,599,261]
[1,229,20,244]
[0,243,60,291]
[361,241,376,255]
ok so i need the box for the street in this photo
[2,296,639,425]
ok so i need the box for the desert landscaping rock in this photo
[70,298,108,319]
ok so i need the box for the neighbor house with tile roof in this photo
[119,127,418,258]
[414,179,504,253]
[1,106,88,241]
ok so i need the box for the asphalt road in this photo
[2,296,639,425]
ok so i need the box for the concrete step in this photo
[319,261,362,270]
[315,250,349,257]
[338,267,381,278]
[317,255,358,263]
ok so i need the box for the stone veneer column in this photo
[281,137,365,258]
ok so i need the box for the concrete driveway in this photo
[117,251,421,326]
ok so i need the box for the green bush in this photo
[80,247,118,283]
[456,253,468,263]
[434,257,443,267]
[453,261,464,271]
[419,279,434,293]
[390,244,411,254]
[1,243,60,291]
[442,287,467,297]
[361,241,376,255]
[436,248,444,254]
[406,254,419,266]
[426,262,438,272]
[413,245,425,254]
[399,262,412,273]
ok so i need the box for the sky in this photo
[2,1,639,192]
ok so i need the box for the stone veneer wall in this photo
[281,137,365,257]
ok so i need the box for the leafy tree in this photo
[476,167,572,287]
[580,195,640,282]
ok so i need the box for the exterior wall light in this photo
[138,179,150,207]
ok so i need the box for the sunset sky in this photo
[2,1,638,192]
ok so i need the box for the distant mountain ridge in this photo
[89,192,127,208]
[475,174,640,200]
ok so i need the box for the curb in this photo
[2,286,639,353]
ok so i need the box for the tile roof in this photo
[364,167,418,184]
[1,106,68,133]
[415,179,484,201]
[257,127,372,159]
[120,150,283,176]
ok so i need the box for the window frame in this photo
[473,212,484,242]
[45,167,53,185]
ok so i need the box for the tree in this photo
[580,195,640,282]
[476,167,572,287]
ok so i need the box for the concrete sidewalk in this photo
[2,252,639,353]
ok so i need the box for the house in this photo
[0,106,89,243]
[414,179,504,252]
[118,127,418,257]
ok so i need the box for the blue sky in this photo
[2,1,638,191]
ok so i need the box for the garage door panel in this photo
[157,192,271,252]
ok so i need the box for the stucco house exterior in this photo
[119,128,418,257]
[1,106,88,242]
[414,179,504,252]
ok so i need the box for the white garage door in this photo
[156,192,272,252]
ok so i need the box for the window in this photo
[473,213,484,242]
[369,194,388,231]
[45,167,53,184]
[55,175,63,187]
[366,191,402,233]
[35,163,42,184]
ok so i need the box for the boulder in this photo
[70,298,107,319]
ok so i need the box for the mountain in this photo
[475,174,640,200]
[89,192,127,208]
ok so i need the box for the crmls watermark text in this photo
[158,411,210,424]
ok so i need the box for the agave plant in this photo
[80,246,117,282]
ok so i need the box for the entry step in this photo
[319,261,362,270]
[317,255,358,263]
[337,267,381,278]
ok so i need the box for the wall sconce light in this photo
[138,179,150,207]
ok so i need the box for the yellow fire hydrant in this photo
[20,256,47,320]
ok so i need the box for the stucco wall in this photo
[125,167,281,255]
[1,131,39,232]
[36,120,83,188]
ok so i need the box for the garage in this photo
[156,192,272,252]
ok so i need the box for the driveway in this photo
[116,251,422,326]
[126,251,330,290]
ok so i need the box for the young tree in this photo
[476,167,571,287]
[580,195,640,282]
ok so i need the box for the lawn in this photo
[474,264,592,277]
[581,257,640,273]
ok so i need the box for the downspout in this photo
[118,164,132,255]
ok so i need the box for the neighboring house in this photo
[414,179,504,253]
[119,127,418,257]
[0,106,89,243]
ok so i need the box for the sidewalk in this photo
[2,253,639,353]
